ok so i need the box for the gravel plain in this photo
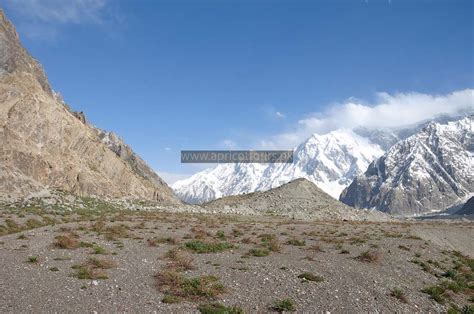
[0,208,473,313]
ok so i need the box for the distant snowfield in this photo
[172,129,385,203]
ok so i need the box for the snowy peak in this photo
[173,129,384,203]
[340,116,473,216]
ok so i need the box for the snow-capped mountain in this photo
[173,129,384,203]
[340,116,474,216]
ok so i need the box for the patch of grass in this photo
[422,285,446,304]
[286,239,305,246]
[232,229,243,238]
[191,227,210,239]
[27,256,38,263]
[49,267,59,272]
[87,257,116,269]
[184,240,234,253]
[241,237,256,244]
[73,265,109,280]
[298,272,324,282]
[198,303,244,314]
[410,259,434,274]
[349,237,366,245]
[215,230,226,240]
[340,249,350,254]
[164,249,194,272]
[390,288,408,303]
[92,245,106,254]
[247,248,270,257]
[148,237,178,246]
[104,225,129,241]
[258,234,281,252]
[161,295,180,304]
[356,250,381,263]
[17,234,27,240]
[271,299,295,312]
[5,219,22,233]
[26,219,43,229]
[54,234,79,249]
[79,241,94,248]
[155,271,225,301]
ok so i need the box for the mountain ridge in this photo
[173,129,384,203]
[340,116,473,216]
[0,9,180,205]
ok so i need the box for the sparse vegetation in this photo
[155,271,225,301]
[422,285,446,304]
[104,224,129,241]
[198,303,244,314]
[184,240,234,253]
[247,248,270,257]
[390,288,407,303]
[164,248,194,272]
[356,250,381,263]
[54,234,79,249]
[286,239,305,246]
[72,265,109,280]
[27,256,38,263]
[92,245,106,254]
[271,298,295,312]
[298,272,324,282]
[161,295,180,304]
[87,257,116,269]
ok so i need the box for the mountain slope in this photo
[456,196,474,215]
[202,178,390,221]
[340,116,474,216]
[0,10,180,204]
[173,129,384,204]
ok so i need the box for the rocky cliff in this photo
[340,116,473,216]
[456,196,474,215]
[0,10,180,205]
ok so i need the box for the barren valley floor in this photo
[0,208,472,313]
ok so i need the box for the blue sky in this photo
[1,0,473,183]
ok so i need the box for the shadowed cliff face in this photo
[0,10,181,205]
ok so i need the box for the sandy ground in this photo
[0,209,472,313]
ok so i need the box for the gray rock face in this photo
[340,116,474,216]
[0,10,180,205]
[0,11,51,95]
[456,197,474,215]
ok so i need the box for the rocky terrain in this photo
[0,10,179,205]
[341,117,474,216]
[0,205,473,313]
[174,129,384,203]
[203,178,391,222]
[457,197,474,216]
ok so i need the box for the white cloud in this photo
[275,111,286,119]
[164,147,172,151]
[259,89,474,149]
[5,0,108,24]
[3,0,122,40]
